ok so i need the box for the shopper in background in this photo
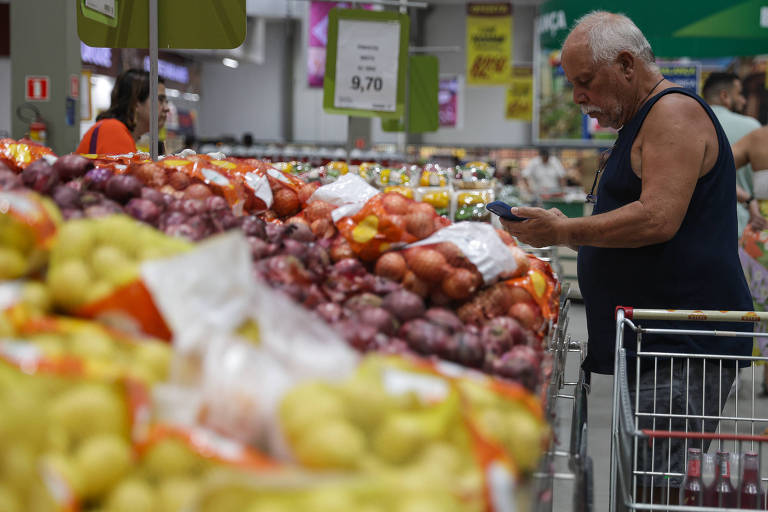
[77,69,170,155]
[732,126,768,394]
[520,148,566,196]
[702,72,766,236]
[500,11,753,502]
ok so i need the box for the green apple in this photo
[279,383,346,441]
[132,342,172,382]
[0,390,48,449]
[503,411,545,473]
[0,484,21,512]
[141,438,202,480]
[74,434,132,499]
[293,419,365,469]
[301,488,357,512]
[49,384,127,442]
[91,245,132,280]
[69,327,115,361]
[0,444,37,494]
[55,220,95,261]
[20,281,51,314]
[156,476,199,512]
[106,479,156,512]
[94,216,141,257]
[0,247,27,279]
[40,452,83,499]
[372,413,427,465]
[84,279,115,305]
[47,260,92,309]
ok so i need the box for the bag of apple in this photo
[272,353,546,512]
[0,189,62,280]
[0,342,152,512]
[0,137,56,172]
[335,191,451,262]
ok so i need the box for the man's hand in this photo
[748,200,768,231]
[500,206,566,248]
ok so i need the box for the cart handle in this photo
[616,306,767,323]
[642,429,768,443]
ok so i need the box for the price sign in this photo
[324,9,409,118]
[333,19,400,112]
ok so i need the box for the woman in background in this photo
[77,69,169,155]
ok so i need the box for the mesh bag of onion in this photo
[0,137,56,172]
[336,192,451,262]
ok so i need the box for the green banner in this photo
[382,55,439,133]
[538,0,768,58]
[77,0,246,49]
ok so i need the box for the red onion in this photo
[332,258,366,278]
[242,215,266,239]
[449,330,485,368]
[287,222,315,243]
[400,319,450,355]
[83,168,113,191]
[0,169,23,190]
[282,238,309,260]
[382,289,425,322]
[105,174,142,203]
[357,307,397,335]
[53,154,94,180]
[125,198,161,225]
[140,187,167,207]
[315,302,344,323]
[203,195,229,212]
[424,308,463,332]
[52,185,81,209]
[344,293,383,311]
[21,159,59,194]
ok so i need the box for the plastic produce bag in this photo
[308,173,379,222]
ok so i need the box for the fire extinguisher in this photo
[16,103,47,145]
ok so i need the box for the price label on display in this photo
[333,19,400,112]
[323,9,408,117]
[84,0,116,18]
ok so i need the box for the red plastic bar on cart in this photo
[642,430,768,443]
[616,307,768,323]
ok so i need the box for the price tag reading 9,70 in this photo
[334,19,401,112]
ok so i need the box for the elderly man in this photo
[502,11,753,501]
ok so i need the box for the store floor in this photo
[561,302,768,512]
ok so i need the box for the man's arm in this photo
[732,133,751,170]
[502,94,711,248]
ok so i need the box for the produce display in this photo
[0,137,561,511]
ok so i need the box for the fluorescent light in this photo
[182,92,200,102]
[222,58,239,69]
[165,88,180,98]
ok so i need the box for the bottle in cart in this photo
[704,451,736,508]
[739,451,764,509]
[680,447,704,506]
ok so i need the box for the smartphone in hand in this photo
[486,200,528,221]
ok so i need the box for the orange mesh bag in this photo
[0,137,56,172]
[336,192,450,262]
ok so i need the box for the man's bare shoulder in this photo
[641,91,713,140]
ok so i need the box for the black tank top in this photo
[577,87,753,374]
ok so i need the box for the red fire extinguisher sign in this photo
[25,76,50,101]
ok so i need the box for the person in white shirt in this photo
[702,71,766,236]
[521,148,566,196]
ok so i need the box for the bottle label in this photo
[689,459,701,477]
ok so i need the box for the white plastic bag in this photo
[408,222,517,284]
[308,173,380,222]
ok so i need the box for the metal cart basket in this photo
[610,307,768,512]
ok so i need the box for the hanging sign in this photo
[323,9,409,118]
[466,3,512,86]
[505,66,533,121]
[658,61,701,94]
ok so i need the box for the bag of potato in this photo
[0,345,151,512]
[0,310,172,386]
[0,189,62,280]
[0,137,56,172]
[373,222,528,305]
[272,353,546,512]
[335,191,451,262]
[457,255,560,340]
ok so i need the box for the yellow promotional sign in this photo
[506,66,533,121]
[466,3,512,86]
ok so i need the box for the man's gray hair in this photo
[573,11,656,67]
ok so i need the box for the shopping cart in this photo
[532,289,594,512]
[610,307,768,512]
